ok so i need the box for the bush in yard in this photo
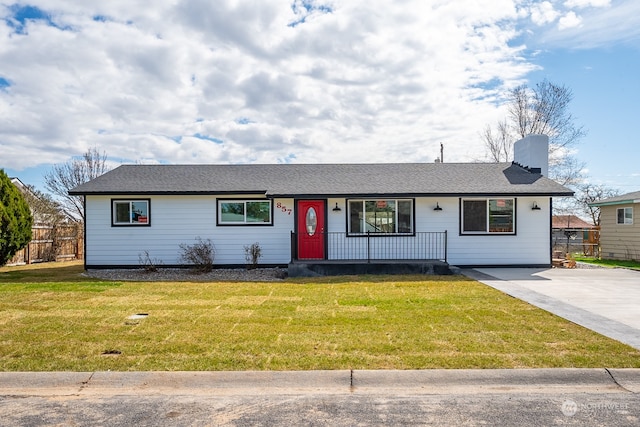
[244,242,262,269]
[138,250,163,272]
[0,170,33,266]
[179,237,215,273]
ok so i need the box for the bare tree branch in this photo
[44,147,110,223]
[21,185,68,225]
[574,184,620,226]
[481,79,586,187]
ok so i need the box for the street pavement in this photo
[2,266,640,426]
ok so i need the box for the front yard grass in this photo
[1,261,639,371]
[574,255,640,271]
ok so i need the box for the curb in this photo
[1,369,639,396]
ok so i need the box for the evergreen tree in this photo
[0,170,33,266]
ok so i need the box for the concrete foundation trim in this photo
[288,261,452,277]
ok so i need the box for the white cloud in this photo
[540,0,640,47]
[1,0,542,172]
[558,11,582,29]
[530,1,559,26]
[564,0,610,9]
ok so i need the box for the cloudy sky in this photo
[1,0,639,192]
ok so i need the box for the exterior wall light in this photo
[434,202,442,211]
[332,203,342,212]
[532,202,541,210]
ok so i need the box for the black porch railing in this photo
[291,231,447,263]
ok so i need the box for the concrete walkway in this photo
[462,267,640,350]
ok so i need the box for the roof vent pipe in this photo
[513,134,549,176]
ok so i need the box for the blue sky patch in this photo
[193,133,223,144]
[289,1,333,27]
[278,153,297,164]
[6,4,68,34]
[235,117,254,125]
[0,77,11,89]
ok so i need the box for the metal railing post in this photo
[444,230,448,262]
[303,231,448,262]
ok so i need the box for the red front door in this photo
[297,200,326,260]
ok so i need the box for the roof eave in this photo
[268,191,576,198]
[70,190,268,196]
[589,199,640,207]
[71,190,574,197]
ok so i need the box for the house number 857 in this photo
[276,202,292,215]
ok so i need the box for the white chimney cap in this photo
[513,135,549,176]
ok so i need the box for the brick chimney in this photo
[513,134,549,176]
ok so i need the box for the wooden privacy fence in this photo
[7,224,83,265]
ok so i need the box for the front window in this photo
[218,200,272,225]
[617,207,633,224]
[462,198,515,234]
[348,199,413,234]
[112,200,150,226]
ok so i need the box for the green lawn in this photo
[1,261,639,371]
[574,255,640,271]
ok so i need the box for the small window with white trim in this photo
[217,200,272,225]
[112,199,150,226]
[617,207,633,224]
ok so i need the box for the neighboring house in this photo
[69,135,573,274]
[10,178,40,222]
[10,177,69,225]
[552,215,599,256]
[8,178,84,265]
[589,191,640,261]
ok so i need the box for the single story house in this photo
[69,135,573,274]
[589,190,640,261]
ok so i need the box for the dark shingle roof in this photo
[69,163,573,197]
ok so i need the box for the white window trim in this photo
[461,198,516,235]
[111,199,150,226]
[617,207,633,225]
[217,199,273,226]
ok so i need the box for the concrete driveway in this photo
[462,267,640,350]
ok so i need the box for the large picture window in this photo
[218,200,272,225]
[617,207,633,224]
[112,199,150,226]
[348,199,413,234]
[461,198,515,234]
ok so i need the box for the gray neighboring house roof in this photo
[68,162,574,197]
[589,190,640,207]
